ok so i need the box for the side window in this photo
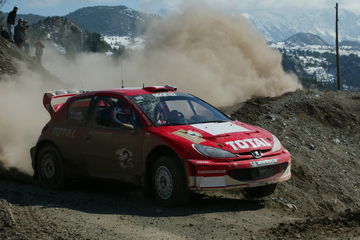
[68,98,91,125]
[93,97,137,129]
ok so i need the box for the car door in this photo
[82,95,144,182]
[55,97,93,174]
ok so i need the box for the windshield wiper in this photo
[159,120,229,126]
[197,120,229,124]
[160,122,187,126]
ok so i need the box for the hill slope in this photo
[28,16,111,54]
[0,37,56,78]
[0,37,22,76]
[226,90,360,215]
[66,5,156,36]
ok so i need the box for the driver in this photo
[111,103,133,125]
[167,110,185,124]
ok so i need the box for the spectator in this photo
[7,6,18,42]
[35,40,44,64]
[14,18,25,48]
[24,39,30,55]
[14,18,29,51]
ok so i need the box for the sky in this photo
[1,0,360,16]
[0,0,140,16]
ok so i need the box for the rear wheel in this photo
[37,145,66,189]
[244,184,277,198]
[152,156,189,207]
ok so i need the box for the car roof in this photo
[97,88,161,96]
[43,86,180,117]
[80,85,179,97]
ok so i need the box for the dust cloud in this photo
[0,63,54,174]
[0,4,300,174]
[44,5,300,106]
[128,5,300,105]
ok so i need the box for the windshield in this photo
[131,92,231,126]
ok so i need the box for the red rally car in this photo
[30,85,291,206]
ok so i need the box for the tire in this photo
[244,184,277,198]
[36,145,66,189]
[152,156,190,207]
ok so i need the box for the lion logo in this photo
[115,148,134,169]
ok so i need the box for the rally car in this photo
[30,85,291,206]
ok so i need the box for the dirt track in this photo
[1,89,360,239]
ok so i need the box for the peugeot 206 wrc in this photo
[30,85,291,206]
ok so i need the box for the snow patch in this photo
[103,35,145,50]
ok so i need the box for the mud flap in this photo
[30,146,38,180]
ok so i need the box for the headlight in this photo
[193,144,237,158]
[271,135,282,152]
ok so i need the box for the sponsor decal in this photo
[194,161,211,164]
[225,138,271,150]
[153,92,177,97]
[250,159,278,168]
[173,130,205,144]
[134,96,144,101]
[192,122,250,135]
[52,127,76,138]
[186,130,202,138]
[134,96,144,103]
[198,170,226,174]
[115,148,134,169]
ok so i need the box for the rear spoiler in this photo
[43,89,87,117]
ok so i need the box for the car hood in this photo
[152,121,275,154]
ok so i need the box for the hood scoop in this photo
[192,122,252,136]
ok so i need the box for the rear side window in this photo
[68,98,91,125]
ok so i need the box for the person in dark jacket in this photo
[14,18,26,49]
[7,6,18,42]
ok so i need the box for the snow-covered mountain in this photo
[272,38,360,91]
[66,5,156,37]
[99,7,360,50]
[242,8,360,43]
[285,33,329,46]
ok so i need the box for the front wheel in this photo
[244,184,277,198]
[36,145,66,189]
[152,156,189,207]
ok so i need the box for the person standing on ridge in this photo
[14,18,25,48]
[7,6,18,42]
[35,40,44,64]
[14,18,29,52]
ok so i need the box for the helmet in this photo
[111,105,132,125]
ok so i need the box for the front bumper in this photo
[186,151,291,190]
